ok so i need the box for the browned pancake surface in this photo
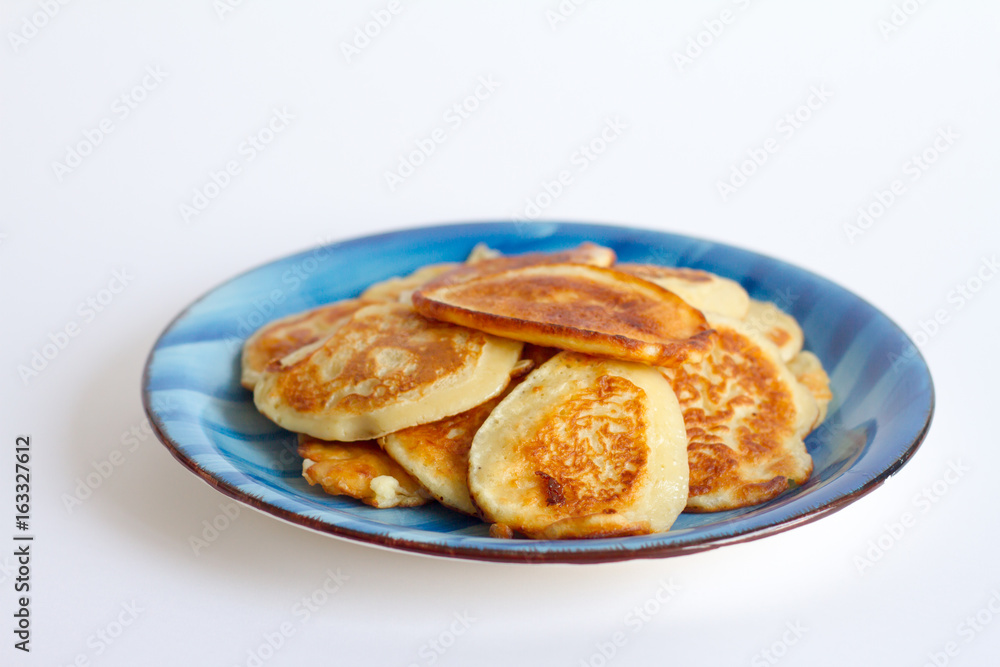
[468,351,690,538]
[269,304,486,415]
[413,263,713,366]
[660,318,817,511]
[379,391,506,516]
[378,351,539,515]
[615,263,751,319]
[298,434,428,508]
[521,374,649,513]
[240,299,372,389]
[254,302,522,441]
[425,242,616,289]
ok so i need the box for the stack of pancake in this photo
[242,243,830,539]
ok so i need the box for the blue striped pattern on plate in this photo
[142,222,934,563]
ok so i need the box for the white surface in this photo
[2,2,998,665]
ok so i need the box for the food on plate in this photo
[360,262,461,304]
[240,298,373,390]
[412,263,715,366]
[614,263,750,319]
[252,301,523,441]
[468,352,689,538]
[240,244,541,392]
[242,241,830,538]
[380,385,515,516]
[658,314,819,512]
[298,434,430,508]
[787,350,833,429]
[743,299,804,363]
[464,242,502,263]
[378,354,536,516]
[421,241,616,289]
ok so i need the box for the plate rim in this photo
[141,220,936,564]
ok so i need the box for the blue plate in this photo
[142,222,934,563]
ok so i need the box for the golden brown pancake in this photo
[468,351,689,539]
[377,350,539,516]
[787,350,832,432]
[253,302,523,441]
[423,242,616,289]
[614,263,750,319]
[413,263,714,367]
[239,299,372,390]
[379,391,507,516]
[360,262,461,304]
[659,315,819,512]
[743,299,803,362]
[298,434,429,508]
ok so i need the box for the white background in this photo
[2,1,999,666]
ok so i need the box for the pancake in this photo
[468,351,690,539]
[298,434,429,508]
[615,264,750,319]
[378,350,539,516]
[423,242,617,289]
[743,299,803,362]
[659,314,819,512]
[360,262,461,304]
[413,263,714,367]
[465,242,502,263]
[379,390,507,516]
[787,350,832,431]
[239,299,372,390]
[253,302,523,441]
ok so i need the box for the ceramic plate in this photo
[142,222,934,563]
